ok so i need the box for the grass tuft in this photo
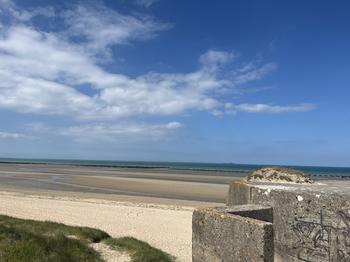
[0,215,176,262]
[0,225,101,262]
[0,215,110,243]
[105,237,175,262]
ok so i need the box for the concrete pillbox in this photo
[228,180,350,261]
[192,204,274,262]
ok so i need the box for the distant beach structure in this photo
[247,167,314,184]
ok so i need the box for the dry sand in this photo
[0,191,197,261]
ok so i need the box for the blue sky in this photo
[0,0,349,166]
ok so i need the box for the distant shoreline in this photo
[0,158,254,174]
[0,158,350,177]
[0,160,250,173]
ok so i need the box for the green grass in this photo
[266,166,305,176]
[0,223,102,262]
[0,215,175,262]
[105,237,175,262]
[0,215,110,243]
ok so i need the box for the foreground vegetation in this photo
[0,215,174,262]
[106,237,175,262]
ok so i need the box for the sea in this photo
[0,158,349,178]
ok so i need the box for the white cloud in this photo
[135,0,160,8]
[0,0,31,21]
[233,62,277,85]
[29,121,183,142]
[0,26,275,119]
[165,122,183,129]
[62,2,170,54]
[0,0,54,22]
[233,103,316,113]
[60,121,182,135]
[0,131,24,139]
[0,0,315,127]
[199,49,237,72]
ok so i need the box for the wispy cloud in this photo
[199,49,237,71]
[233,103,316,113]
[232,63,277,85]
[0,0,54,22]
[0,0,316,142]
[28,121,183,142]
[62,2,170,55]
[0,22,277,119]
[0,131,25,139]
[134,0,160,8]
[60,121,183,138]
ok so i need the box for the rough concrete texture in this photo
[192,205,274,262]
[228,180,251,205]
[228,180,350,262]
[247,167,314,184]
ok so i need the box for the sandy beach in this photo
[0,163,245,261]
[0,191,195,261]
[0,163,245,203]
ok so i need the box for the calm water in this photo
[0,158,349,177]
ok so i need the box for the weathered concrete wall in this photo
[228,180,350,262]
[192,204,274,262]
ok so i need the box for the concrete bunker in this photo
[192,167,350,261]
[192,205,274,262]
[228,180,350,262]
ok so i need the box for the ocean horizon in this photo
[1,157,349,178]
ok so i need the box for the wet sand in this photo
[0,163,245,204]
